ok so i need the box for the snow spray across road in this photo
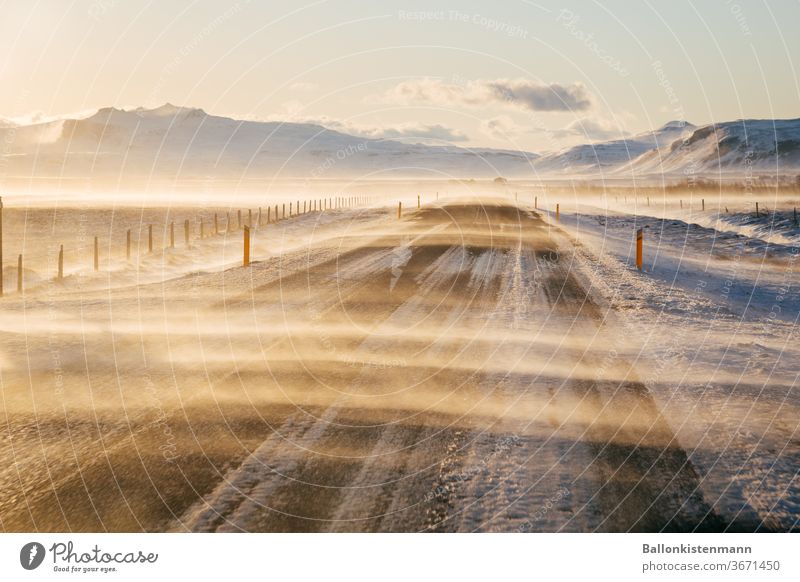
[0,198,792,532]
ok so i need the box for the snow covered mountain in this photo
[623,118,800,176]
[0,104,537,180]
[0,105,797,181]
[533,120,696,174]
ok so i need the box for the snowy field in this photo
[551,196,799,531]
[0,191,797,532]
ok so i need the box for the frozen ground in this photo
[551,200,799,531]
[0,194,797,532]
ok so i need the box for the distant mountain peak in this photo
[135,103,208,118]
[658,120,695,131]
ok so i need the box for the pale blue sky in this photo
[1,0,797,151]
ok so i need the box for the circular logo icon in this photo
[20,542,46,570]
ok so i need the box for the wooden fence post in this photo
[184,219,190,247]
[636,228,643,271]
[126,229,131,259]
[398,202,402,219]
[417,194,420,209]
[257,207,262,226]
[755,202,759,218]
[267,207,271,223]
[243,225,250,267]
[283,203,286,219]
[556,204,560,220]
[702,198,705,211]
[17,254,22,293]
[58,245,63,280]
[169,222,175,248]
[248,208,252,227]
[289,202,293,217]
[214,213,219,235]
[535,196,538,209]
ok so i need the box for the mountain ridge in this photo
[0,104,797,180]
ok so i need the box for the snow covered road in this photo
[1,199,795,532]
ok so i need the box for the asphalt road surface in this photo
[0,200,760,532]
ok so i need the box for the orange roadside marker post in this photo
[636,228,643,271]
[243,225,250,267]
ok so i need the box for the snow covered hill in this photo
[0,104,537,180]
[624,118,800,176]
[534,120,696,174]
[0,105,798,180]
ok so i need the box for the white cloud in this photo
[8,108,97,125]
[263,112,469,143]
[374,78,593,112]
[353,122,469,142]
[551,117,628,141]
[480,115,520,140]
